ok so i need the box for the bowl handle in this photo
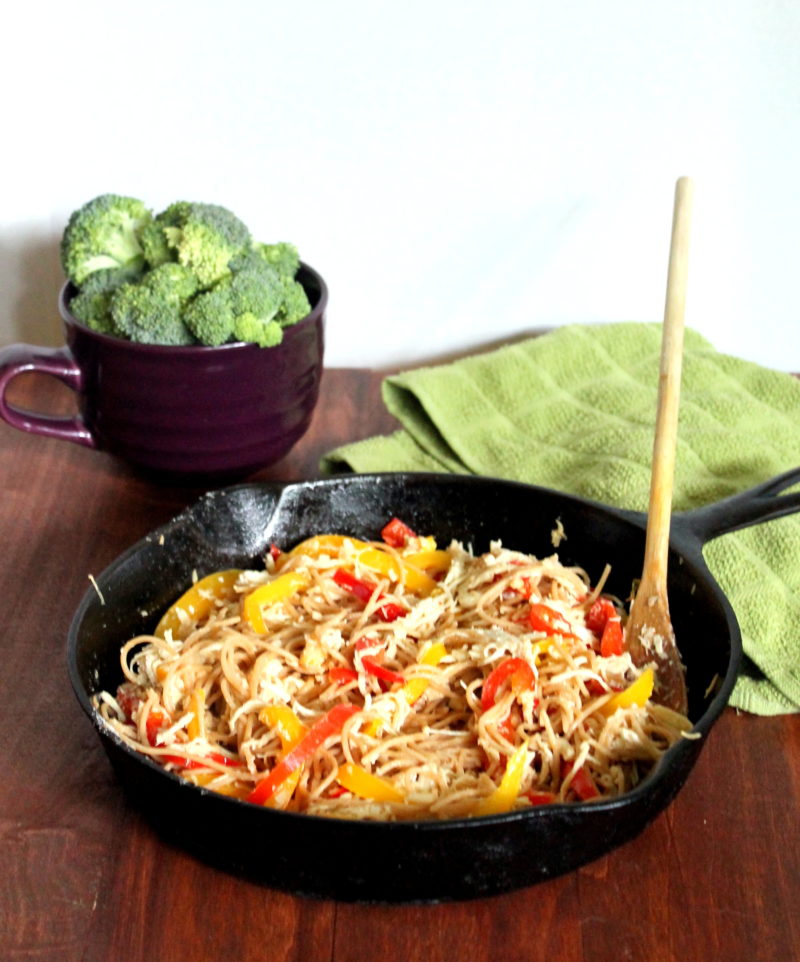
[675,466,800,545]
[0,343,95,447]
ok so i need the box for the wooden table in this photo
[2,369,798,962]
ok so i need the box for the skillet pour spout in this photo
[67,469,800,902]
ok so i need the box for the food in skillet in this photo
[93,518,693,819]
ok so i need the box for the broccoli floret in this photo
[228,261,286,345]
[70,288,115,334]
[75,261,145,295]
[252,241,300,278]
[69,264,143,334]
[145,262,200,302]
[242,243,309,324]
[228,245,267,274]
[61,194,151,286]
[232,313,284,347]
[226,248,310,332]
[110,264,198,345]
[111,286,192,345]
[276,275,312,326]
[182,283,237,347]
[139,219,174,269]
[182,260,297,347]
[147,201,251,289]
[228,261,282,313]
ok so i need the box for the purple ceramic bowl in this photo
[0,263,326,479]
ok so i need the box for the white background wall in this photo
[2,0,798,372]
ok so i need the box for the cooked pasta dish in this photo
[94,517,693,820]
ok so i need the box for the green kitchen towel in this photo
[322,323,800,715]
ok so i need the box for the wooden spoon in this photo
[625,177,693,715]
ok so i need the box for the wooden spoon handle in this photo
[641,176,694,591]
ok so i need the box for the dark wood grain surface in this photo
[1,369,798,962]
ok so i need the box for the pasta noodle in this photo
[94,519,693,820]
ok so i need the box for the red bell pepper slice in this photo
[381,517,417,548]
[115,684,142,722]
[526,790,557,806]
[332,568,406,622]
[360,656,405,686]
[528,603,579,640]
[562,760,599,800]
[585,678,610,696]
[376,602,406,622]
[354,637,380,652]
[600,615,624,657]
[481,657,536,712]
[586,596,617,634]
[117,689,170,748]
[246,704,359,806]
[328,666,359,685]
[333,567,374,603]
[353,638,406,688]
[146,710,168,746]
[163,750,243,770]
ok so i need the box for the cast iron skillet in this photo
[67,469,800,902]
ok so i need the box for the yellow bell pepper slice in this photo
[337,763,404,803]
[474,740,529,816]
[403,549,452,578]
[418,535,438,551]
[599,667,655,717]
[155,569,242,639]
[532,637,554,665]
[187,687,206,741]
[259,705,309,750]
[258,705,309,808]
[182,769,249,798]
[243,572,311,633]
[275,534,368,569]
[401,641,448,706]
[356,547,438,596]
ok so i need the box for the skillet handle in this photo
[675,466,800,545]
